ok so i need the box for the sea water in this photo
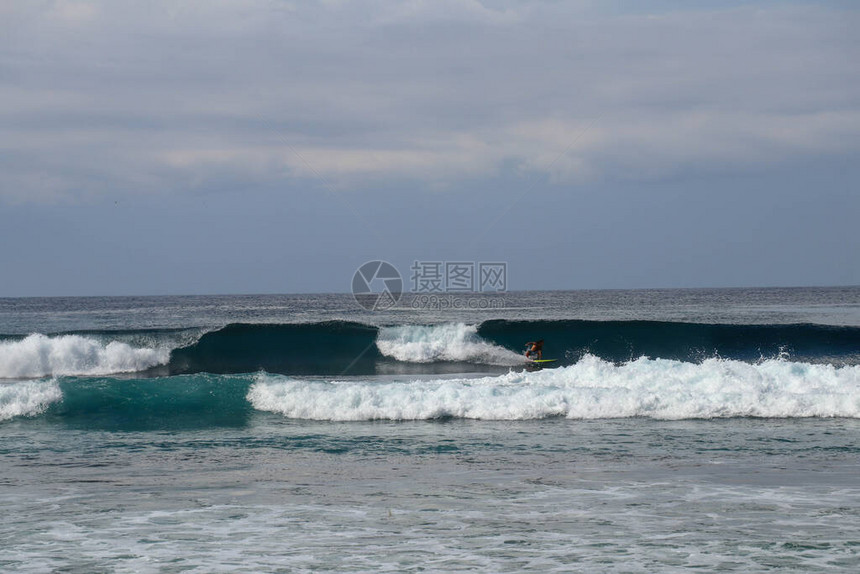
[1,288,859,572]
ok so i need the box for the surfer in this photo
[525,339,544,360]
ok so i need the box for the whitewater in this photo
[375,323,525,365]
[249,356,860,421]
[0,333,169,379]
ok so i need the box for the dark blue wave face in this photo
[477,320,860,365]
[168,321,382,376]
[162,320,860,376]
[165,322,503,376]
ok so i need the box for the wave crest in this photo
[0,334,169,378]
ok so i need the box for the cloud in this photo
[1,1,858,203]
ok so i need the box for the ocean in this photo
[1,287,859,572]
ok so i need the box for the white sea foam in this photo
[0,334,169,378]
[0,379,62,421]
[248,355,860,421]
[376,323,524,365]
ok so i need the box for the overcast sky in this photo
[1,0,858,296]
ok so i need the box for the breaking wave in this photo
[248,356,860,421]
[0,334,170,379]
[375,323,523,365]
[3,356,858,426]
[2,320,858,379]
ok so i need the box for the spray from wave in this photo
[376,323,524,365]
[248,355,860,421]
[0,334,169,378]
[0,379,62,421]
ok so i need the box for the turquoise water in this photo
[2,288,860,572]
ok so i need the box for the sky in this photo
[1,0,858,296]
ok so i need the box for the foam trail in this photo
[0,334,169,378]
[376,323,524,365]
[248,355,860,421]
[0,379,62,421]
